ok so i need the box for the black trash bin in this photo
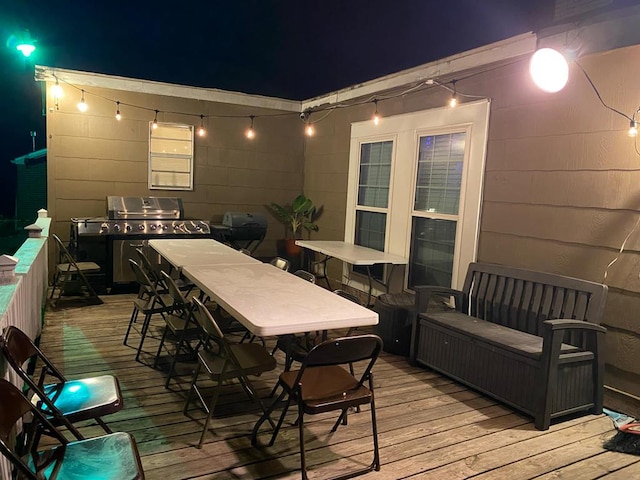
[373,292,415,356]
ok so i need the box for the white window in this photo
[149,123,194,190]
[346,100,490,291]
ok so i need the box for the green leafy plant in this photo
[268,194,321,239]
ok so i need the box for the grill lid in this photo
[221,212,267,240]
[107,196,184,220]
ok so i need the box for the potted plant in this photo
[268,194,321,257]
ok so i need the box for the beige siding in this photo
[46,85,304,257]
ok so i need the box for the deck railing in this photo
[0,213,51,480]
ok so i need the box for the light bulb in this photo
[246,128,255,139]
[16,43,36,57]
[530,48,569,93]
[305,123,314,137]
[115,101,121,121]
[197,115,206,136]
[51,81,63,99]
[449,95,458,108]
[152,110,159,129]
[77,90,88,112]
[372,100,380,125]
[629,121,638,138]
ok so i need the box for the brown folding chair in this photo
[0,326,123,441]
[184,297,277,448]
[49,233,102,307]
[252,334,383,480]
[0,379,144,480]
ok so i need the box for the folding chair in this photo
[0,326,123,441]
[269,256,290,271]
[184,297,277,448]
[0,379,144,480]
[135,247,195,296]
[252,334,383,480]
[49,233,102,307]
[124,259,173,363]
[157,271,201,387]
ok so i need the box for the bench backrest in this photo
[461,263,607,337]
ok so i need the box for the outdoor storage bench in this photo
[409,262,608,430]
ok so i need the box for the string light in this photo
[197,115,206,137]
[115,101,121,121]
[629,120,638,138]
[51,78,63,111]
[245,115,255,139]
[152,110,158,129]
[372,99,380,125]
[77,89,88,112]
[449,81,458,108]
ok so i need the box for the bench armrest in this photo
[414,286,465,314]
[543,319,606,333]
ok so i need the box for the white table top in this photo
[182,263,378,337]
[149,238,260,270]
[295,240,408,265]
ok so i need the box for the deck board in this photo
[38,293,639,479]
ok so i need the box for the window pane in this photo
[358,140,392,208]
[414,132,465,215]
[408,217,456,288]
[149,123,194,191]
[354,211,386,280]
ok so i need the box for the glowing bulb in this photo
[629,121,638,138]
[530,48,569,93]
[51,81,63,99]
[305,123,314,136]
[77,90,88,112]
[16,43,36,57]
[449,94,458,108]
[115,101,121,121]
[152,110,159,129]
[197,115,206,136]
[246,128,255,139]
[373,114,380,125]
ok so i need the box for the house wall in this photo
[45,85,305,258]
[303,44,640,413]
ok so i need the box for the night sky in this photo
[0,0,555,217]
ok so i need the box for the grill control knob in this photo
[113,224,121,232]
[161,224,168,231]
[150,224,157,231]
[138,224,145,231]
[126,225,132,232]
[100,224,109,233]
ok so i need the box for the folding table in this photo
[295,240,408,306]
[148,238,260,271]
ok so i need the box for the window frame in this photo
[345,99,490,292]
[148,122,195,191]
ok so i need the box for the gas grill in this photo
[72,196,211,288]
[210,212,267,254]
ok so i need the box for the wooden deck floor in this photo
[39,294,640,480]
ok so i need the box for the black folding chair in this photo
[184,297,277,448]
[252,334,383,480]
[49,233,102,307]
